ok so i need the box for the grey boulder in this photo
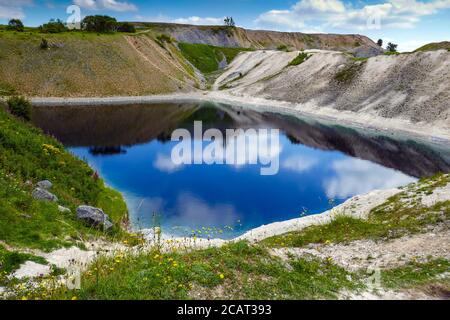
[37,180,53,190]
[349,45,384,58]
[76,206,113,231]
[32,188,58,202]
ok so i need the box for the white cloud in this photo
[324,158,416,199]
[173,16,224,25]
[172,193,240,227]
[256,0,450,31]
[293,0,346,13]
[134,14,224,26]
[282,155,318,173]
[256,10,306,30]
[396,39,431,51]
[153,153,183,173]
[0,0,33,20]
[0,6,25,19]
[74,0,137,12]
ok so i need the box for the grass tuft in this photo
[288,51,310,66]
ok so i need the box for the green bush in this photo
[387,42,398,53]
[82,15,118,33]
[39,19,67,33]
[7,19,24,32]
[156,33,173,44]
[288,51,310,66]
[277,44,289,52]
[117,22,136,33]
[7,96,32,121]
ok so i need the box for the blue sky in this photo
[1,0,449,51]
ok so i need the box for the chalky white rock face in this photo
[214,49,450,137]
[12,261,51,279]
[421,183,450,207]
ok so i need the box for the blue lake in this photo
[33,102,450,238]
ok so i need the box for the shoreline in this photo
[29,91,450,246]
[140,187,401,248]
[30,91,450,147]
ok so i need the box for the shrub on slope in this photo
[178,42,252,74]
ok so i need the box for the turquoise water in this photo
[33,102,450,238]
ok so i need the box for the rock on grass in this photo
[32,187,58,202]
[76,205,113,231]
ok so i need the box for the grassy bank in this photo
[28,241,360,300]
[29,242,449,300]
[0,106,128,252]
[263,174,450,248]
[4,173,444,300]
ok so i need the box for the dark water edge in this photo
[33,102,450,178]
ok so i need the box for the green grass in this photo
[334,61,365,83]
[41,241,358,300]
[264,174,450,248]
[155,33,174,46]
[351,56,369,62]
[178,43,252,74]
[0,107,128,251]
[384,51,401,55]
[288,51,310,66]
[381,259,450,290]
[262,216,383,247]
[0,29,123,40]
[414,41,450,52]
[277,44,289,52]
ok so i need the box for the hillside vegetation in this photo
[0,23,387,98]
[178,42,252,73]
[0,30,198,97]
[415,41,450,52]
[0,106,128,251]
